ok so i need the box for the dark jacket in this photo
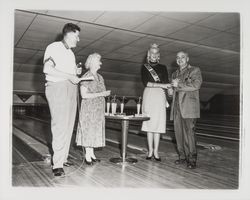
[170,65,202,120]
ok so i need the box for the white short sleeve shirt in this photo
[43,41,76,82]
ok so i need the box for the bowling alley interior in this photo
[10,10,241,189]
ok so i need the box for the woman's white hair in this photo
[85,53,101,69]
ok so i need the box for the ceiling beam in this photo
[17,9,240,55]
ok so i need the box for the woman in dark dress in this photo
[141,44,171,161]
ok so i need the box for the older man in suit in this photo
[168,51,202,169]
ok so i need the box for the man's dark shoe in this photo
[84,159,93,165]
[187,162,196,169]
[52,168,65,176]
[174,159,186,165]
[91,158,101,162]
[63,161,74,167]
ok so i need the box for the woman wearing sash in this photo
[141,44,171,161]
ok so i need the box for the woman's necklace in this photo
[149,61,158,67]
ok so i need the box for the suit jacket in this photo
[170,65,202,120]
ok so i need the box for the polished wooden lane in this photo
[12,115,239,188]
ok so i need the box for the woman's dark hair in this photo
[62,23,81,37]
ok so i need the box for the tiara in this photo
[150,43,159,49]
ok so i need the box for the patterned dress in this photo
[76,71,106,148]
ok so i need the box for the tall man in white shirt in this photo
[43,23,82,176]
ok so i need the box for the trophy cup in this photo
[111,95,117,115]
[136,96,142,116]
[106,96,111,115]
[120,96,125,114]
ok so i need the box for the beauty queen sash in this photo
[144,63,160,82]
[144,64,170,108]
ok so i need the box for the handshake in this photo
[148,78,180,96]
[154,78,179,90]
[161,78,179,89]
[161,78,180,96]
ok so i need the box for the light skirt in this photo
[141,87,166,134]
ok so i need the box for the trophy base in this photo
[115,113,126,116]
[110,157,138,164]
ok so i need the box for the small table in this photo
[105,115,150,164]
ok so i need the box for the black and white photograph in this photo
[0,0,250,200]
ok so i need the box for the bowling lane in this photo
[12,113,239,188]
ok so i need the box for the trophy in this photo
[106,96,111,114]
[137,96,142,115]
[120,96,125,114]
[111,95,117,115]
